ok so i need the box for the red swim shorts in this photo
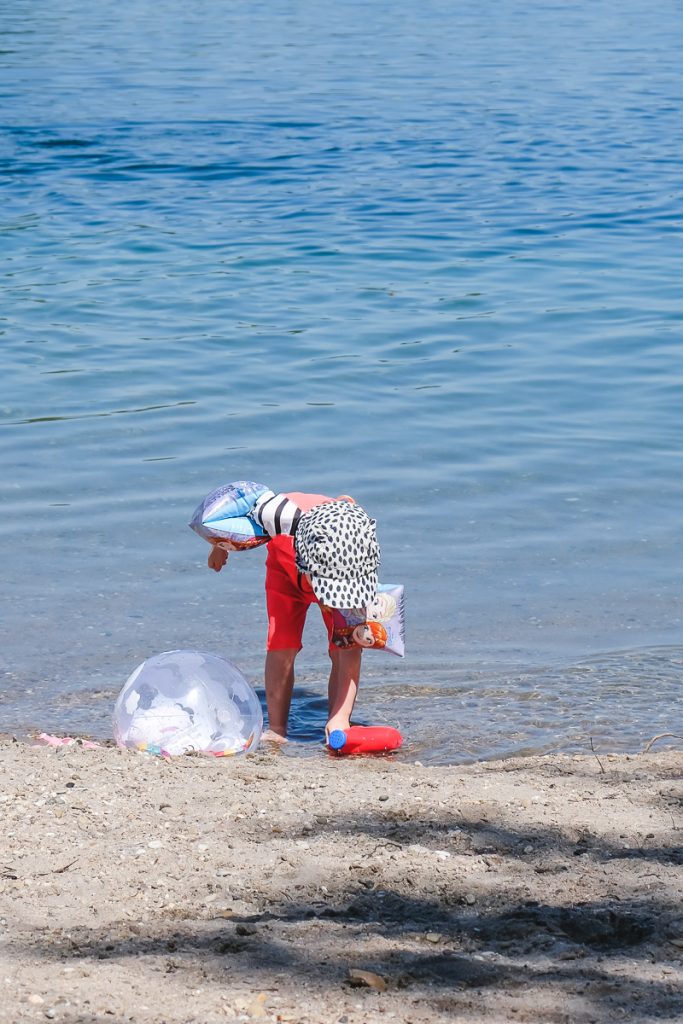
[264,535,335,651]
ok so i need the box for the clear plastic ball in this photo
[113,650,263,756]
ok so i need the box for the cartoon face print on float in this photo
[351,621,388,649]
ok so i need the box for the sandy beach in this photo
[1,738,681,1024]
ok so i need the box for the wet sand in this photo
[1,739,682,1023]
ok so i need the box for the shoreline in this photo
[3,720,682,769]
[5,636,683,768]
[1,740,682,1023]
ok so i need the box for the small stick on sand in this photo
[642,732,683,754]
[589,737,606,774]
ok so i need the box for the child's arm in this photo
[249,491,302,537]
[207,544,229,572]
[250,491,354,538]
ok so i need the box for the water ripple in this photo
[1,0,683,757]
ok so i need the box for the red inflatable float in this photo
[327,725,403,755]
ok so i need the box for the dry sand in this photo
[0,738,682,1024]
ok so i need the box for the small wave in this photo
[3,400,196,427]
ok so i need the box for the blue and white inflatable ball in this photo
[113,650,263,757]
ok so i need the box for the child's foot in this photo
[262,729,288,744]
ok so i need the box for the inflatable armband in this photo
[189,480,270,551]
[327,583,405,657]
[328,725,403,755]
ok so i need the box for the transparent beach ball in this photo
[113,650,263,757]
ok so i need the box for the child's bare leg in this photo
[263,648,298,741]
[326,647,362,736]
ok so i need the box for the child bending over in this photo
[208,490,379,742]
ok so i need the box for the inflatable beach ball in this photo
[113,650,263,757]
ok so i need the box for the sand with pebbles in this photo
[1,738,682,1024]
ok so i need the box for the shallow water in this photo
[2,0,683,762]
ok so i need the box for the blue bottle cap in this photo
[327,729,347,750]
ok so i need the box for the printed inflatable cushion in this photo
[327,583,405,657]
[189,480,271,551]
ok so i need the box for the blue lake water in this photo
[2,0,683,763]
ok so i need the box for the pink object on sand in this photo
[35,733,100,749]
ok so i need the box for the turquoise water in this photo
[2,0,683,762]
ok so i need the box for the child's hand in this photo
[208,545,229,572]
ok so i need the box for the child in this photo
[207,490,380,742]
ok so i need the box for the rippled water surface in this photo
[2,0,683,761]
